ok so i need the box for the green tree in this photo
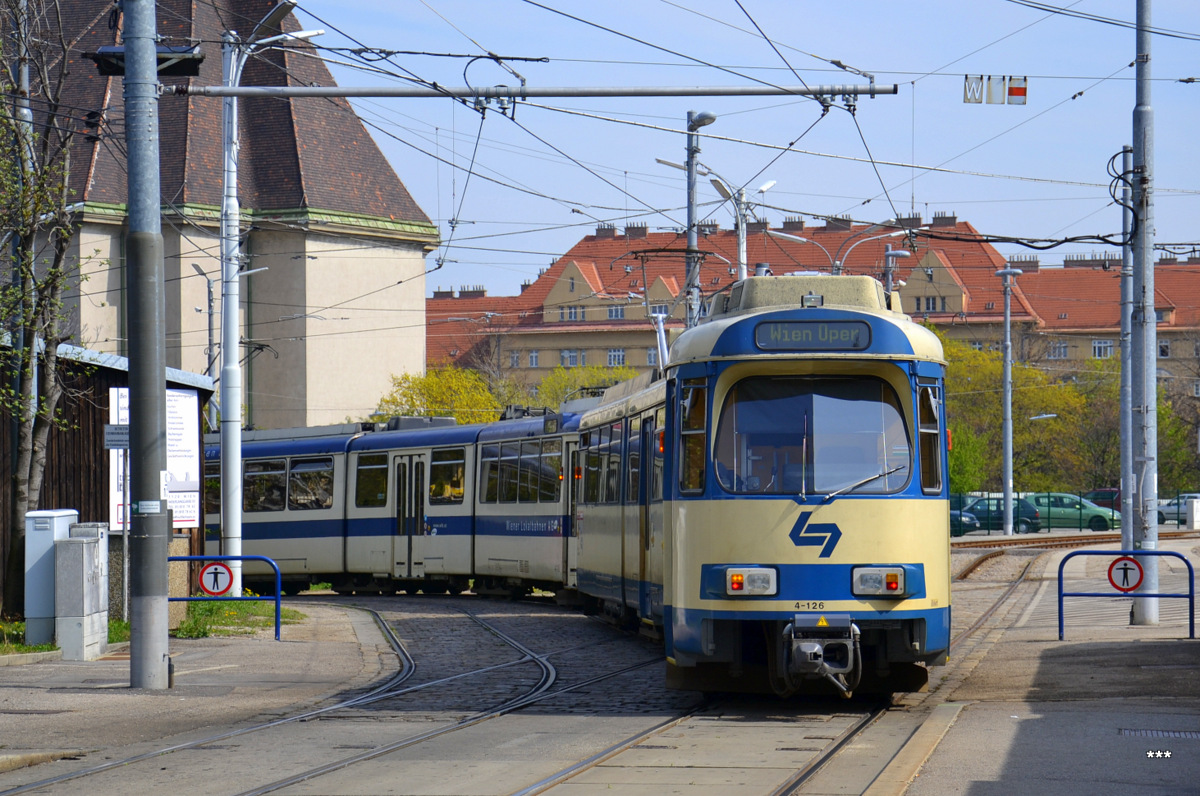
[534,364,639,409]
[1,0,93,615]
[373,367,502,425]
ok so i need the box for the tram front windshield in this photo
[714,376,911,495]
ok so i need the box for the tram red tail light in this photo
[725,567,777,596]
[852,566,909,598]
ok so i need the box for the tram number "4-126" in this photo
[794,601,825,610]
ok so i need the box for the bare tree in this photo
[0,0,88,615]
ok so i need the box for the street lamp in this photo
[710,176,774,281]
[220,0,322,595]
[768,228,908,275]
[684,110,715,328]
[996,267,1023,536]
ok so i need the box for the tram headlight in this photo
[726,567,777,596]
[852,566,908,598]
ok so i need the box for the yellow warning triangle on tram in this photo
[817,616,829,627]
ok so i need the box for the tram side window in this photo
[918,385,943,493]
[288,457,335,510]
[605,421,622,503]
[355,453,388,507]
[203,461,220,516]
[679,379,707,493]
[540,438,563,502]
[499,442,520,503]
[244,459,286,512]
[430,448,466,505]
[518,440,541,502]
[626,416,641,504]
[584,431,602,504]
[479,445,500,503]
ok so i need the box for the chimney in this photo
[781,216,805,232]
[746,221,768,234]
[520,280,531,293]
[625,223,648,239]
[698,221,719,235]
[824,216,852,232]
[931,211,957,227]
[1008,253,1039,273]
[459,284,487,299]
[595,223,616,239]
[432,287,454,299]
[895,215,923,228]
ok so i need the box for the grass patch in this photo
[173,593,305,639]
[0,620,55,655]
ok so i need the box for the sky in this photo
[286,1,1200,298]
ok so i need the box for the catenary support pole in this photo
[1120,146,1133,551]
[1132,0,1158,625]
[124,0,171,689]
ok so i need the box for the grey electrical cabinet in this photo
[24,509,78,645]
[55,535,108,661]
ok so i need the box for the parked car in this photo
[950,509,981,537]
[1083,488,1120,509]
[961,496,1042,533]
[1158,493,1200,525]
[1028,493,1119,532]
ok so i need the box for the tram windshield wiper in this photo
[820,465,906,503]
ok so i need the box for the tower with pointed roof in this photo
[59,0,437,428]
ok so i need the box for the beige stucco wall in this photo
[245,230,428,429]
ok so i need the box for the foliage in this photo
[0,0,94,615]
[173,593,303,639]
[533,364,639,409]
[373,366,502,425]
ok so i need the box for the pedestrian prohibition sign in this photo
[1108,556,1144,593]
[198,561,234,596]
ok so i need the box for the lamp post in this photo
[191,263,217,430]
[996,267,1023,536]
[220,1,322,595]
[710,176,774,282]
[684,110,715,328]
[883,244,910,305]
[767,228,908,275]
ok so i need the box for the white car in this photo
[1158,493,1200,525]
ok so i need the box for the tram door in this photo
[564,440,579,589]
[640,411,665,620]
[392,453,428,580]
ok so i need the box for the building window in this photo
[1048,341,1068,360]
[970,341,983,352]
[940,296,947,312]
[985,302,995,310]
[914,298,921,313]
[529,350,539,368]
[558,306,564,322]
[569,276,575,292]
[561,349,580,367]
[509,351,519,368]
[924,296,937,312]
[647,347,658,367]
[1159,340,1171,358]
[1193,380,1200,398]
[567,306,578,321]
[650,303,668,316]
[607,348,625,366]
[608,305,625,320]
[1092,339,1114,359]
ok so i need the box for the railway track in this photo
[952,528,1200,550]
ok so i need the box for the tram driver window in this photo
[713,376,911,496]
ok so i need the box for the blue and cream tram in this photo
[573,275,951,695]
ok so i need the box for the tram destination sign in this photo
[755,320,871,352]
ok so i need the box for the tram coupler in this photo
[784,614,860,690]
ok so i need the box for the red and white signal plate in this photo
[198,561,234,596]
[1108,556,1144,593]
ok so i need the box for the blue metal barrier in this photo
[168,555,282,641]
[1058,550,1194,640]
